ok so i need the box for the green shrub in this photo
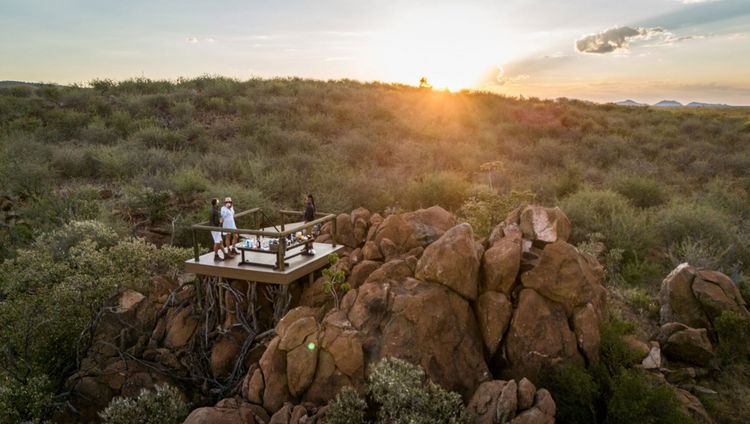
[133,126,184,150]
[0,374,55,424]
[539,364,599,424]
[81,119,118,144]
[560,189,653,260]
[367,357,468,424]
[326,386,367,424]
[715,310,750,364]
[459,187,536,238]
[605,370,693,424]
[99,384,189,424]
[655,202,734,248]
[406,171,470,211]
[169,167,209,199]
[609,175,667,208]
[599,318,642,375]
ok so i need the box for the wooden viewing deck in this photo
[185,209,343,285]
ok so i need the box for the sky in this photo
[1,0,749,104]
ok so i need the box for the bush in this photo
[0,374,55,424]
[459,187,536,238]
[367,357,468,424]
[655,202,735,248]
[609,174,667,208]
[326,386,367,424]
[605,370,693,424]
[406,171,470,211]
[715,310,750,364]
[169,167,210,199]
[133,126,185,150]
[99,384,189,424]
[539,364,599,424]
[0,221,187,411]
[599,318,642,375]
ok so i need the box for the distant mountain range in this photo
[614,99,734,108]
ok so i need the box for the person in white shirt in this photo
[221,197,238,256]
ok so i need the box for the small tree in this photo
[322,253,349,309]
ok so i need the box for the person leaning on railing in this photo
[209,198,228,261]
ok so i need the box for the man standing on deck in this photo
[209,198,227,261]
[221,197,239,256]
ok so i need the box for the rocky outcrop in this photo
[415,223,483,300]
[657,263,747,366]
[372,206,457,254]
[659,263,748,329]
[467,378,556,424]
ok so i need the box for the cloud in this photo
[185,37,215,44]
[479,66,530,87]
[677,0,719,3]
[574,26,705,54]
[575,26,668,54]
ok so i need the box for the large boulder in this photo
[252,307,366,412]
[467,379,556,424]
[482,236,522,295]
[372,206,457,253]
[475,291,513,357]
[520,241,605,316]
[334,213,357,248]
[657,323,715,367]
[415,223,483,300]
[346,277,490,400]
[505,289,584,380]
[183,399,269,424]
[519,206,571,244]
[659,263,713,329]
[692,269,748,321]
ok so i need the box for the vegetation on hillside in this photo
[0,76,748,422]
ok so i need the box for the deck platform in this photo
[185,242,343,284]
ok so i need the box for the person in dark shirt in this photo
[304,193,316,222]
[209,198,226,261]
[304,193,316,235]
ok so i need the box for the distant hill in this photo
[686,101,731,109]
[653,100,683,107]
[614,99,648,107]
[0,80,59,89]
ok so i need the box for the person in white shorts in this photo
[221,197,238,256]
[209,198,227,261]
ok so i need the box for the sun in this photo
[370,4,520,91]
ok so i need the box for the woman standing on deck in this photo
[221,197,238,256]
[304,194,316,222]
[304,193,316,235]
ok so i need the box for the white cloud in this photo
[575,26,702,54]
[185,37,199,44]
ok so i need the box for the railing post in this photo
[192,228,200,262]
[281,211,285,232]
[331,216,337,247]
[277,236,286,271]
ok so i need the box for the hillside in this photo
[1,77,749,423]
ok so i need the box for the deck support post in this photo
[192,229,200,262]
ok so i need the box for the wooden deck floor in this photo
[184,222,342,285]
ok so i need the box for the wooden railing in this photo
[190,208,337,271]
